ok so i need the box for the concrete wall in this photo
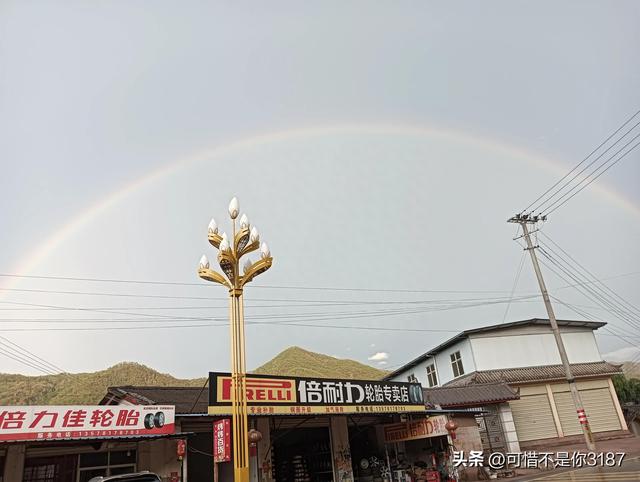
[138,438,183,482]
[497,403,520,453]
[433,338,475,385]
[2,444,25,482]
[391,338,475,387]
[330,417,354,482]
[255,418,273,482]
[390,355,435,387]
[470,330,601,371]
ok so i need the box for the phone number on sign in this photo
[453,450,626,469]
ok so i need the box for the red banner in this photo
[213,419,231,462]
[383,415,449,443]
[0,405,175,442]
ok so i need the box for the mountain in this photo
[622,362,640,379]
[253,346,389,380]
[0,362,206,405]
[0,348,388,405]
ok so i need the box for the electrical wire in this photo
[552,297,639,348]
[540,232,640,317]
[0,348,59,375]
[532,124,640,214]
[541,136,640,215]
[0,273,515,294]
[522,108,640,214]
[0,295,541,324]
[0,334,65,374]
[532,244,640,337]
[538,244,640,331]
[502,251,526,323]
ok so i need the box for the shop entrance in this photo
[271,427,333,482]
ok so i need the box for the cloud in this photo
[368,352,389,362]
[370,343,376,348]
[604,345,640,362]
[377,361,388,366]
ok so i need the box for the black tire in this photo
[144,413,155,429]
[154,411,165,428]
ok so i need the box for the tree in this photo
[612,374,640,404]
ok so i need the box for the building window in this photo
[426,363,438,387]
[23,456,77,482]
[78,450,136,482]
[407,373,418,383]
[450,351,464,378]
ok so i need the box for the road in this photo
[523,456,640,481]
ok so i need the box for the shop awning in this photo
[0,431,194,445]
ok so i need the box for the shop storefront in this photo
[208,372,456,482]
[95,375,484,482]
[0,405,187,482]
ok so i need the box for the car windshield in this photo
[108,476,161,482]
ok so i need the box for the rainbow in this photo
[4,123,638,291]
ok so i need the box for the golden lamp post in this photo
[198,197,273,482]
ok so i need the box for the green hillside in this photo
[0,362,206,405]
[253,346,389,380]
[0,348,388,405]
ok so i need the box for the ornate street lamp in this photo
[198,197,273,482]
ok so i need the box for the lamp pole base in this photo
[234,466,250,482]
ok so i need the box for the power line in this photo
[0,322,461,334]
[541,136,640,215]
[540,232,640,317]
[552,297,640,347]
[539,248,640,333]
[522,108,640,214]
[0,273,515,294]
[0,339,62,375]
[538,244,640,331]
[0,296,542,328]
[502,251,526,323]
[532,122,640,214]
[0,295,541,323]
[532,244,640,336]
[0,348,58,375]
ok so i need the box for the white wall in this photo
[391,356,434,387]
[391,339,476,387]
[470,331,602,371]
[434,338,475,385]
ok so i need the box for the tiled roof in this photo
[105,386,208,414]
[444,361,622,387]
[424,383,519,408]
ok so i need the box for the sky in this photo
[0,1,639,378]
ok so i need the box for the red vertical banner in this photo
[213,419,231,463]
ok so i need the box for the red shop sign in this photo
[213,419,231,463]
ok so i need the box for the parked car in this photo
[88,471,162,482]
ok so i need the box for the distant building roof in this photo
[443,361,622,387]
[102,386,208,415]
[383,318,606,380]
[424,383,520,408]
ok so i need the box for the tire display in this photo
[144,413,155,430]
[154,411,165,428]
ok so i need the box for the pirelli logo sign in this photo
[208,372,425,416]
[218,377,296,403]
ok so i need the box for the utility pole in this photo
[508,213,596,451]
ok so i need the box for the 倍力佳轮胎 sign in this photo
[0,405,175,442]
[208,372,425,415]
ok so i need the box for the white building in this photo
[385,318,628,449]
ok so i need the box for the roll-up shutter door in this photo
[555,388,621,434]
[554,392,582,436]
[510,394,558,442]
